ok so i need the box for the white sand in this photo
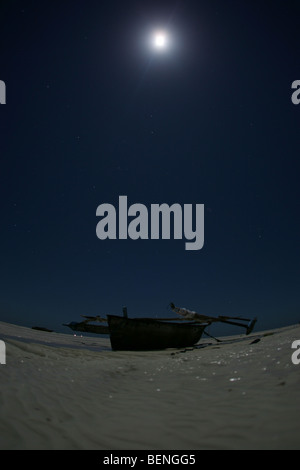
[0,321,300,450]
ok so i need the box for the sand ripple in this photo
[0,322,300,449]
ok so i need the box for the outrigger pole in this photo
[170,303,257,336]
[211,316,258,335]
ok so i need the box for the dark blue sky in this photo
[0,0,299,334]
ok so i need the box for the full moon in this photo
[152,31,168,50]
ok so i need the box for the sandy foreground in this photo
[0,321,300,450]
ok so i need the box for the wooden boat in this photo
[63,304,257,351]
[107,314,207,351]
[32,326,54,333]
[63,321,110,335]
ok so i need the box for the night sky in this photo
[1,0,300,334]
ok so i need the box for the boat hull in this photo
[107,315,206,351]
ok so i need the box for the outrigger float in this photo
[64,304,257,351]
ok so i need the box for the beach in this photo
[0,321,300,450]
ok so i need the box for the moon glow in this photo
[152,31,168,50]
